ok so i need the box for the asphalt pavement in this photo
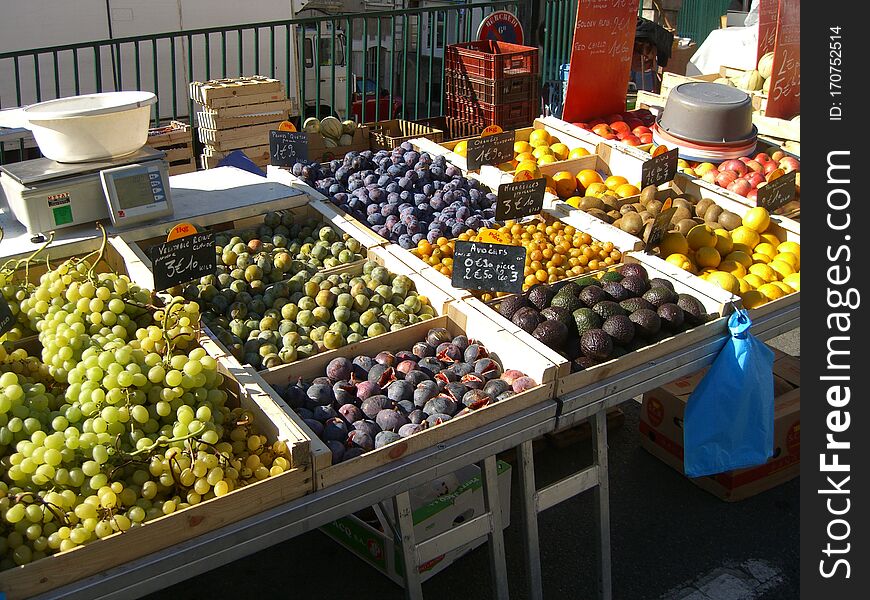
[148,331,799,600]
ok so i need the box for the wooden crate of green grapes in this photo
[0,231,314,599]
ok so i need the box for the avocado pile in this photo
[496,263,712,372]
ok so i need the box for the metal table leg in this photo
[592,410,612,600]
[393,491,424,600]
[518,440,544,600]
[481,455,510,600]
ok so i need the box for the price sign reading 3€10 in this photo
[151,232,217,291]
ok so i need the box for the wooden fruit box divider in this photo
[189,76,285,106]
[0,342,313,600]
[253,299,558,490]
[466,254,734,398]
[197,110,290,131]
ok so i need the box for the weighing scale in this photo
[0,146,173,240]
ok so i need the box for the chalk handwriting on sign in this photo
[269,130,309,166]
[151,232,217,291]
[452,240,526,294]
[645,206,678,252]
[641,148,679,189]
[496,178,546,221]
[757,171,797,212]
[0,296,14,336]
[765,0,800,119]
[466,132,514,170]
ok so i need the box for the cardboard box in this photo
[639,349,800,501]
[321,461,511,586]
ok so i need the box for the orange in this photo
[550,143,570,160]
[568,147,591,159]
[604,175,628,190]
[665,253,696,273]
[777,241,801,258]
[686,224,717,250]
[576,169,604,190]
[537,155,557,165]
[695,246,721,268]
[760,233,783,247]
[454,140,468,157]
[743,274,766,289]
[614,183,640,198]
[717,259,746,277]
[783,272,800,291]
[752,253,772,264]
[772,281,795,294]
[730,226,761,250]
[775,251,799,270]
[768,260,795,279]
[748,263,778,283]
[754,242,777,258]
[515,160,540,178]
[742,207,771,232]
[528,129,551,148]
[552,171,578,199]
[740,290,768,309]
[725,250,752,268]
[584,182,608,197]
[532,146,554,160]
[659,231,689,256]
[713,229,733,255]
[706,271,740,294]
[757,283,786,301]
[514,141,533,155]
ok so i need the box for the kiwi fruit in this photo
[708,221,724,230]
[601,195,621,210]
[620,212,644,236]
[639,185,658,205]
[694,198,714,219]
[675,218,697,235]
[671,206,692,223]
[672,198,693,211]
[620,204,638,215]
[580,197,606,211]
[717,211,742,231]
[646,199,663,216]
[704,204,723,223]
[638,211,652,221]
[586,208,611,223]
[607,209,621,221]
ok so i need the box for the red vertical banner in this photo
[562,0,637,123]
[757,0,778,61]
[766,0,800,119]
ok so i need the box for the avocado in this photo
[602,281,632,302]
[657,303,685,332]
[620,297,655,313]
[570,276,598,290]
[648,277,676,293]
[619,263,648,280]
[532,320,569,350]
[629,308,662,338]
[555,280,584,298]
[579,285,607,307]
[600,271,624,283]
[592,300,627,320]
[573,307,603,336]
[602,314,635,345]
[512,307,544,333]
[620,276,650,297]
[499,295,530,320]
[643,287,677,308]
[677,294,706,326]
[527,284,555,311]
[550,290,584,314]
[541,305,572,326]
[580,328,614,361]
[572,355,601,372]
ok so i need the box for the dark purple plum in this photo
[326,440,345,464]
[303,419,324,437]
[376,408,410,432]
[306,383,334,406]
[296,407,314,420]
[313,405,338,422]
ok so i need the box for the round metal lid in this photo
[659,82,755,145]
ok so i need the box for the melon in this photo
[339,133,353,146]
[303,117,320,134]
[762,77,771,94]
[323,136,338,148]
[736,69,764,92]
[341,119,357,135]
[714,77,735,87]
[757,52,775,79]
[320,116,342,139]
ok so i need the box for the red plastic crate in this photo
[445,71,536,105]
[446,40,539,80]
[445,95,536,129]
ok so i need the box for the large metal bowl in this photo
[657,82,756,145]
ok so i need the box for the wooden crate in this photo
[197,110,290,130]
[366,119,445,149]
[0,352,314,599]
[465,256,733,398]
[146,121,196,176]
[255,299,558,490]
[189,76,285,106]
[198,120,285,152]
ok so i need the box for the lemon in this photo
[528,129,551,148]
[730,226,761,250]
[568,147,591,159]
[752,253,772,264]
[743,274,766,289]
[738,277,752,294]
[731,243,755,256]
[707,271,740,294]
[659,232,689,256]
[765,222,789,243]
[537,155,557,165]
[783,272,800,290]
[741,290,769,308]
[532,146,554,160]
[760,233,783,247]
[713,229,733,255]
[772,281,795,294]
[718,259,747,277]
[757,283,786,301]
[742,206,771,232]
[777,241,801,258]
[749,263,778,283]
[566,196,582,208]
[754,242,777,258]
[775,251,800,270]
[665,253,696,273]
[584,182,609,197]
[724,250,752,268]
[768,260,795,279]
[687,224,717,250]
[550,143,570,160]
[514,141,533,155]
[695,246,721,268]
[454,140,468,157]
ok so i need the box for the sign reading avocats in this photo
[452,240,526,294]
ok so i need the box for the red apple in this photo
[592,123,615,137]
[702,171,718,184]
[754,152,772,164]
[632,125,652,136]
[609,121,630,134]
[763,161,779,174]
[745,172,766,188]
[716,170,738,187]
[719,159,748,176]
[771,150,786,162]
[779,157,800,172]
[747,188,759,202]
[738,156,752,164]
[622,135,642,146]
[727,179,752,197]
[744,160,764,173]
[639,133,653,144]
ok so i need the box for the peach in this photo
[727,179,752,197]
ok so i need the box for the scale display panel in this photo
[100,162,173,226]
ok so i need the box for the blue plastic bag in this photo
[683,309,775,477]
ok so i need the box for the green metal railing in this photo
[0,2,523,163]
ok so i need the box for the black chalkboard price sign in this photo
[451,240,526,294]
[269,130,309,166]
[644,205,678,252]
[641,148,679,188]
[496,178,547,221]
[466,132,515,170]
[151,232,217,291]
[0,296,14,336]
[757,171,797,212]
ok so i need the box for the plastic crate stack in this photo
[445,40,539,133]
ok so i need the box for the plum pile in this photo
[494,263,712,371]
[293,144,499,249]
[200,261,435,370]
[275,327,538,463]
